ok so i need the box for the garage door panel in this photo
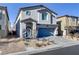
[37,28,54,38]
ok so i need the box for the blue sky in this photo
[0,3,79,26]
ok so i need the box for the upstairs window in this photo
[0,12,2,19]
[26,10,31,16]
[41,12,48,20]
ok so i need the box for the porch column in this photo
[20,22,26,38]
[32,22,37,38]
[20,23,23,38]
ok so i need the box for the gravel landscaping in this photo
[8,36,79,55]
[0,38,26,54]
[24,39,56,48]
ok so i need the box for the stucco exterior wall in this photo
[21,8,45,21]
[58,17,67,31]
[58,16,79,36]
[58,16,79,30]
[20,8,56,25]
[68,17,78,26]
[0,9,9,37]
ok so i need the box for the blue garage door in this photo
[37,28,55,38]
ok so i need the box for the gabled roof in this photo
[57,15,79,19]
[20,5,57,15]
[14,5,57,24]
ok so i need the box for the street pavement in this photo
[32,44,79,55]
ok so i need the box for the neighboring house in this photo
[57,15,79,36]
[14,5,57,39]
[0,6,10,38]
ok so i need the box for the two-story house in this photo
[0,6,10,38]
[14,5,58,39]
[57,15,79,36]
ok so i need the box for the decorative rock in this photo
[48,41,53,45]
[36,41,43,47]
[25,39,54,48]
[28,40,37,47]
[43,40,49,46]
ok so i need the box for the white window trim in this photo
[38,12,40,23]
[41,12,48,21]
[38,12,49,24]
[26,10,31,16]
[46,12,48,21]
